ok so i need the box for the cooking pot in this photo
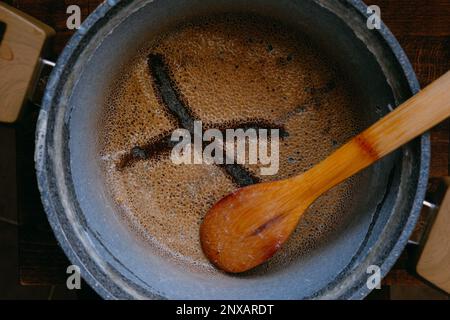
[0,0,430,299]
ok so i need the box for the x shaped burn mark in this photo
[117,54,332,187]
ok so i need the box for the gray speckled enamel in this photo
[35,0,429,299]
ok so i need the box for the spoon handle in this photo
[299,71,450,200]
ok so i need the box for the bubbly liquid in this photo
[99,14,364,272]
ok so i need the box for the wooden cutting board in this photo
[417,178,450,294]
[0,2,54,123]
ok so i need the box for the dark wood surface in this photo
[374,0,450,178]
[2,0,449,294]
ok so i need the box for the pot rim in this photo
[35,0,430,300]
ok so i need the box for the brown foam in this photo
[98,13,364,272]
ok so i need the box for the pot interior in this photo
[45,0,424,299]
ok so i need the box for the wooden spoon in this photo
[200,71,450,273]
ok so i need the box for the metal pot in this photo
[2,0,430,299]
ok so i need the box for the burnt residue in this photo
[116,53,290,187]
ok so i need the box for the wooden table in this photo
[3,0,449,297]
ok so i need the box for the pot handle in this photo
[0,2,55,123]
[416,178,450,294]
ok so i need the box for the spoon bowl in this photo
[201,71,450,273]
